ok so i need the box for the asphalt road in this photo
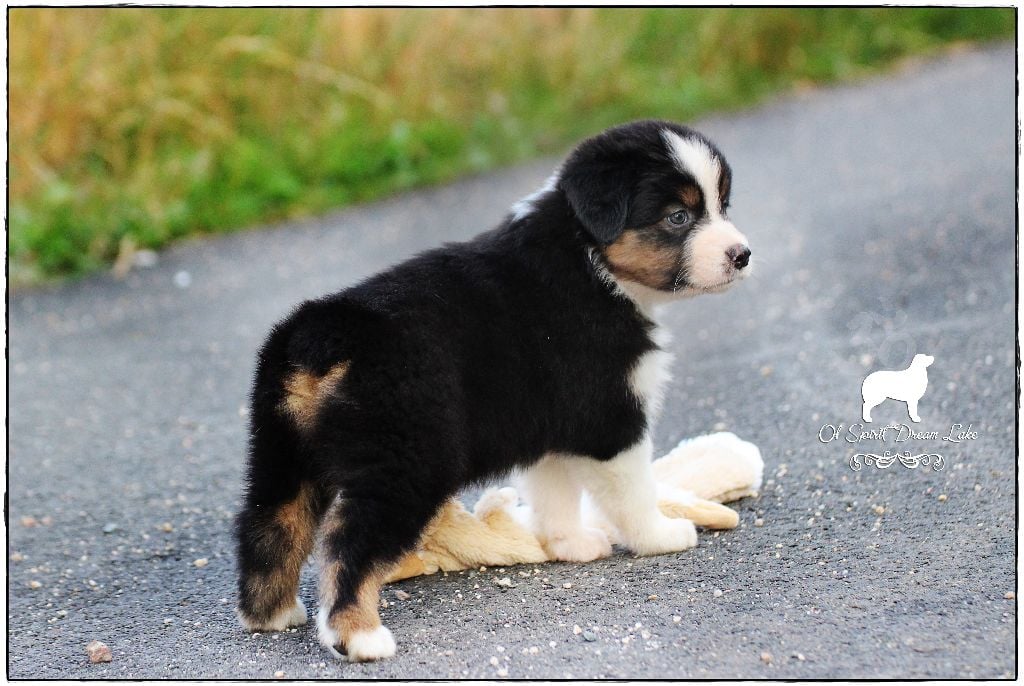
[7,45,1017,679]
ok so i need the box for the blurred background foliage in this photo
[8,7,1014,284]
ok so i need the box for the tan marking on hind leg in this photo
[280,362,350,431]
[317,559,397,661]
[239,484,319,630]
[316,500,398,661]
[333,569,386,638]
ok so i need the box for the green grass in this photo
[8,7,1015,285]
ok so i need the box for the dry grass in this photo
[8,8,1014,284]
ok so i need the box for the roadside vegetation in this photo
[8,7,1014,284]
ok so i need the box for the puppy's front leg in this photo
[579,436,697,556]
[520,455,612,562]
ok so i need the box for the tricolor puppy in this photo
[235,120,751,661]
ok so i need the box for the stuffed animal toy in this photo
[386,432,763,583]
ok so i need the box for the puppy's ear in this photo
[559,164,630,245]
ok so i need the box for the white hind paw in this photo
[345,625,396,662]
[238,596,307,631]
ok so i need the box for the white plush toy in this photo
[386,432,763,583]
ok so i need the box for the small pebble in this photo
[85,640,112,664]
[102,523,119,534]
[1004,592,1015,600]
[394,590,411,601]
[754,518,764,527]
[760,651,773,664]
[495,577,513,588]
[872,505,885,515]
[28,580,42,589]
[20,516,38,528]
[573,625,582,635]
[159,522,174,533]
[647,594,658,601]
[713,589,723,597]
[673,616,681,623]
[10,552,24,562]
[193,558,208,568]
[496,667,509,677]
[582,631,597,642]
[173,270,192,288]
[938,494,948,502]
[562,582,572,589]
[489,656,499,666]
[274,670,285,678]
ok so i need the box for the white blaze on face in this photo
[661,129,749,289]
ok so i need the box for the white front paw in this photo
[543,527,613,562]
[631,516,697,556]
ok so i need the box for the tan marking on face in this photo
[603,230,680,290]
[244,484,319,622]
[281,362,350,431]
[680,184,701,208]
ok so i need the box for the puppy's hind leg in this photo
[235,420,328,630]
[316,479,445,662]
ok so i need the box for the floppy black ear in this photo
[559,163,631,245]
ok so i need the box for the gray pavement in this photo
[7,44,1017,679]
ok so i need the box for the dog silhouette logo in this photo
[861,354,935,423]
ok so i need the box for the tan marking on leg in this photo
[329,569,386,642]
[242,484,319,625]
[281,362,350,431]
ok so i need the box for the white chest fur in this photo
[629,325,674,420]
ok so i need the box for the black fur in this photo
[235,119,737,652]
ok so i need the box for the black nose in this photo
[727,244,751,270]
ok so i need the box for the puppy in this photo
[235,120,751,661]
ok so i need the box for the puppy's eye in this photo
[667,210,690,226]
